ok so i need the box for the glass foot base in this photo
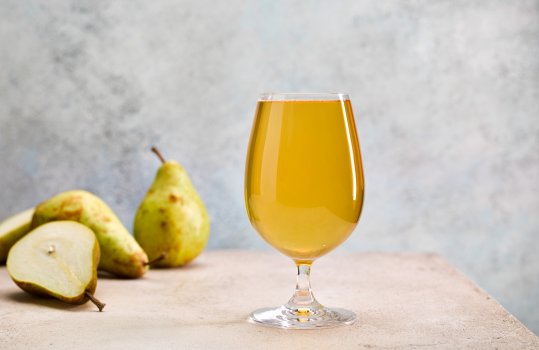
[249,305,356,329]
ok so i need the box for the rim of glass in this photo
[259,92,350,101]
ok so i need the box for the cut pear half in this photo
[7,221,105,311]
[0,208,34,263]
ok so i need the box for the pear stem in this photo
[151,146,166,164]
[85,291,106,312]
[144,252,168,266]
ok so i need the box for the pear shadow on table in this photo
[145,260,208,273]
[96,261,207,280]
[5,290,97,312]
[97,270,123,279]
[160,260,207,271]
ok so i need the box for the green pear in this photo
[7,221,105,311]
[32,190,149,278]
[0,208,34,263]
[134,147,210,267]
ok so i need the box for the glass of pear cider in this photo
[245,93,365,329]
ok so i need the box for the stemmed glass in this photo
[244,93,365,329]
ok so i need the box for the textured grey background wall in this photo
[0,0,538,333]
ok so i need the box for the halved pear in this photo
[0,208,34,263]
[7,221,105,311]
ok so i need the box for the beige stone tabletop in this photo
[0,250,537,349]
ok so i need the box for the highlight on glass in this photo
[244,92,365,329]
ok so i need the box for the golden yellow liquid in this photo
[245,99,364,263]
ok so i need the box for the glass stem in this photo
[285,263,322,312]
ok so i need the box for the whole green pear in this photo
[32,190,149,278]
[134,147,210,267]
